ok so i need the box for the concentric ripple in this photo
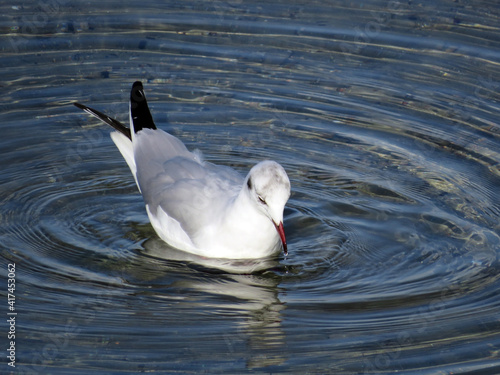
[1,0,500,373]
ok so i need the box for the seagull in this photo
[74,81,291,259]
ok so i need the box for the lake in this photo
[1,0,499,373]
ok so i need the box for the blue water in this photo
[1,0,500,373]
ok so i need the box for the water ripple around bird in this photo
[1,0,499,373]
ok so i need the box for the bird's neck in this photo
[216,189,279,257]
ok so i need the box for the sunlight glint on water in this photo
[0,0,499,373]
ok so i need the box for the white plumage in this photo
[75,81,291,259]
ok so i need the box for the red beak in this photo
[274,221,288,255]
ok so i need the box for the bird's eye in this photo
[258,195,266,205]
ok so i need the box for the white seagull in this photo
[74,81,291,259]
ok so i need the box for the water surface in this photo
[1,0,499,373]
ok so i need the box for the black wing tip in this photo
[130,81,157,133]
[132,81,143,89]
[74,80,156,139]
[130,81,146,104]
[73,102,86,110]
[73,101,132,140]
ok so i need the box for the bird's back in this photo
[133,128,242,239]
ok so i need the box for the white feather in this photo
[77,83,291,259]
